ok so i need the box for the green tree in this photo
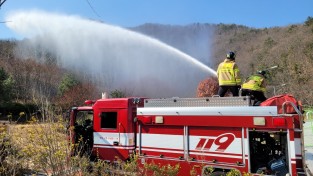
[110,89,126,98]
[0,67,14,103]
[305,16,313,26]
[58,74,79,95]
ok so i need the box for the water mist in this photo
[6,10,216,98]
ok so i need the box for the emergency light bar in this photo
[84,100,95,105]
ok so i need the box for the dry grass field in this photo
[0,121,182,176]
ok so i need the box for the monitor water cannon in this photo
[264,65,278,71]
[257,66,278,78]
[258,65,278,75]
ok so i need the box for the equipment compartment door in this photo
[188,126,244,164]
[137,125,184,160]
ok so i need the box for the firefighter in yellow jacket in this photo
[217,51,241,97]
[241,70,267,106]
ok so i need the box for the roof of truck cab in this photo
[93,97,145,109]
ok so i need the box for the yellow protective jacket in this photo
[217,59,241,86]
[242,74,266,92]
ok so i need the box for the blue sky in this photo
[1,0,313,39]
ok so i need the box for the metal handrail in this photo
[282,101,302,116]
[118,122,121,145]
[306,111,313,120]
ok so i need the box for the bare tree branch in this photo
[0,0,7,8]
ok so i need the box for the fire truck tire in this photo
[210,171,226,176]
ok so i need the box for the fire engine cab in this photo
[69,94,306,176]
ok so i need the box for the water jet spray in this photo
[6,10,216,98]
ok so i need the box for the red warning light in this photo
[273,118,285,126]
[84,100,95,105]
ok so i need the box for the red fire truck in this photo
[69,94,306,175]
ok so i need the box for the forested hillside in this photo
[0,16,312,116]
[0,40,99,118]
[212,18,313,105]
[133,17,313,105]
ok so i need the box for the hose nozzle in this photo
[269,65,278,69]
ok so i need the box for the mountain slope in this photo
[131,18,313,104]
